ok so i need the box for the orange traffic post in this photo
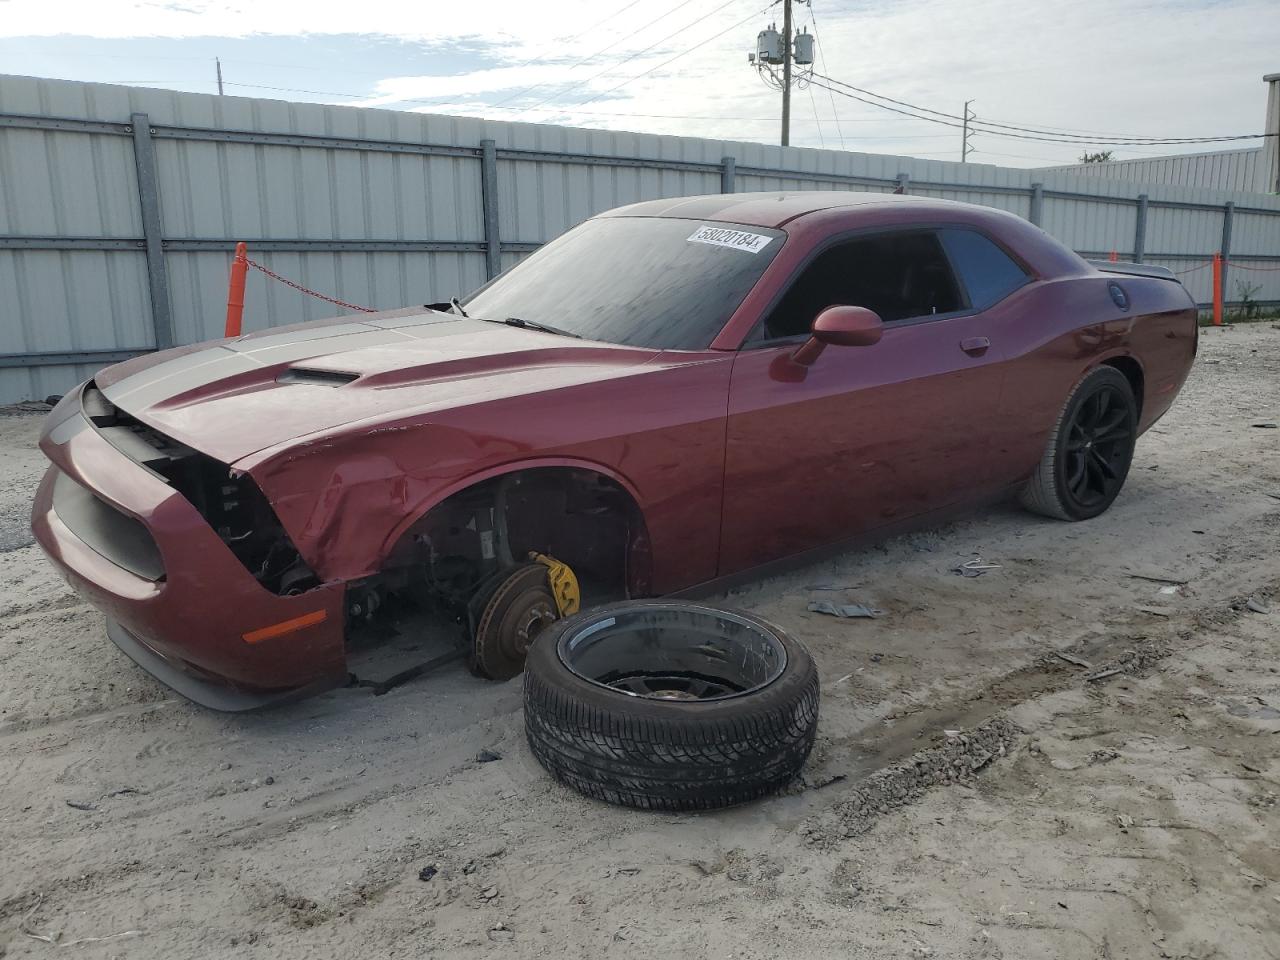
[225,241,248,337]
[1109,249,1118,262]
[1211,252,1223,326]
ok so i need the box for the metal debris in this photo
[1251,423,1278,429]
[1086,668,1123,682]
[953,558,1001,578]
[1127,572,1189,586]
[807,600,882,619]
[1246,597,1271,614]
[1055,651,1094,670]
[418,865,438,881]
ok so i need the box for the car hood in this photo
[95,308,665,464]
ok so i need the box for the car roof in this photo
[599,190,971,229]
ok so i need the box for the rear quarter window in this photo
[938,228,1030,311]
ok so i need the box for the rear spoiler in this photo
[1087,260,1179,282]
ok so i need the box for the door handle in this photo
[960,336,990,356]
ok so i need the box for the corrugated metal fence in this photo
[1044,147,1267,194]
[2,74,1279,404]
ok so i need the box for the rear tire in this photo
[1021,365,1137,521]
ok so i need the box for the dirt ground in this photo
[1,324,1277,960]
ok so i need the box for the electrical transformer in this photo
[756,25,784,65]
[793,29,815,66]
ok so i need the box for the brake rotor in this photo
[471,563,559,680]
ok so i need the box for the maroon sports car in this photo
[32,192,1197,709]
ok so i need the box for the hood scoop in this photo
[277,367,360,387]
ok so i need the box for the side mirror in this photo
[792,306,883,366]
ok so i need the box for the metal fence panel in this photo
[1045,148,1264,193]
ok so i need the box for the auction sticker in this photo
[687,225,774,254]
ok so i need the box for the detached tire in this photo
[1020,365,1138,521]
[523,601,819,811]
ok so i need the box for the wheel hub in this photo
[471,563,559,680]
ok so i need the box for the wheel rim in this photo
[1063,383,1133,509]
[556,604,787,702]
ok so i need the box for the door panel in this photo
[719,315,1005,575]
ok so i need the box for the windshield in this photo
[463,217,784,350]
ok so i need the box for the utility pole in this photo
[216,57,224,96]
[748,1,814,148]
[781,0,792,146]
[961,99,974,162]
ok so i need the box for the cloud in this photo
[0,0,606,49]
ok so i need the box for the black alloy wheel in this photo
[1061,382,1135,511]
[1021,365,1138,521]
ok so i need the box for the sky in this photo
[0,0,1277,169]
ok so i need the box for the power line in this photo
[562,0,648,44]
[570,1,779,110]
[811,73,1276,145]
[808,75,1275,145]
[806,1,845,150]
[449,0,652,110]
[807,82,825,148]
[483,0,697,110]
[500,0,729,115]
[518,0,756,117]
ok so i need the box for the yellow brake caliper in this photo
[531,552,580,617]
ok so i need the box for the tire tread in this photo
[522,602,819,811]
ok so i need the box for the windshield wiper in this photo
[495,316,581,339]
[449,296,469,318]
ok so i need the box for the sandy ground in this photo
[1,324,1278,960]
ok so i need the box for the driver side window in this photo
[759,231,964,340]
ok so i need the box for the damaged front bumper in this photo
[31,389,349,710]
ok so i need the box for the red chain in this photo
[240,252,1271,312]
[1227,261,1280,272]
[245,257,377,313]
